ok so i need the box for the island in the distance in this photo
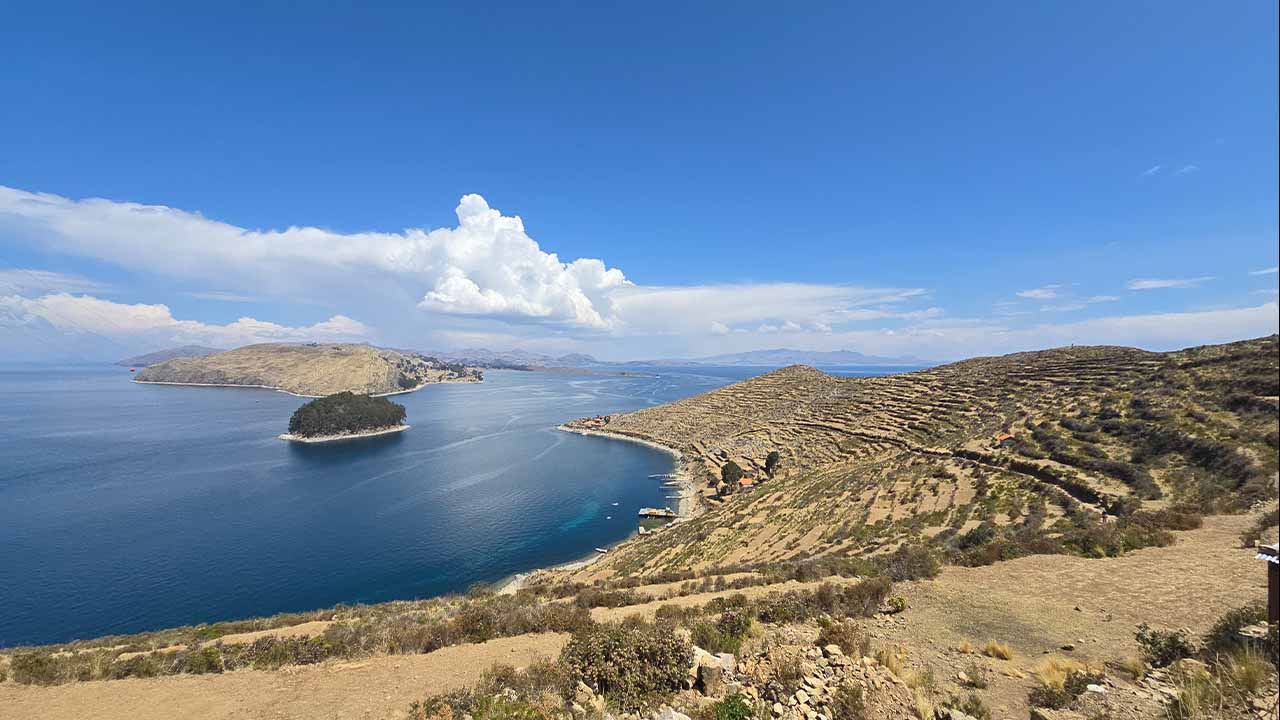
[132,342,481,397]
[278,391,409,443]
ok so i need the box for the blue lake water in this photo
[0,363,916,647]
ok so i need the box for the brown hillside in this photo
[134,343,479,396]
[560,336,1279,579]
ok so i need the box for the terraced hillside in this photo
[561,336,1279,578]
[134,343,480,396]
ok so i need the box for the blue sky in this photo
[1,1,1276,361]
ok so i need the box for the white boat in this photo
[594,547,609,554]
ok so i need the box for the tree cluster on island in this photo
[287,392,407,437]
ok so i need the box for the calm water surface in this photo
[0,363,914,647]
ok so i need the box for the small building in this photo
[738,476,756,490]
[1257,543,1278,624]
[993,432,1015,448]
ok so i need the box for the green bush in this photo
[876,544,940,581]
[1136,624,1195,668]
[693,610,752,654]
[711,693,754,720]
[560,621,693,711]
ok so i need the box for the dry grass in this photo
[955,639,974,654]
[1031,656,1086,689]
[1220,647,1273,696]
[875,645,905,677]
[1117,654,1147,680]
[982,640,1012,661]
[912,689,935,720]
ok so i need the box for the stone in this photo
[1030,710,1088,720]
[654,708,693,720]
[574,681,606,714]
[795,689,810,704]
[823,644,844,657]
[697,663,725,697]
[773,702,785,716]
[1085,683,1107,694]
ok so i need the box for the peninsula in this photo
[132,342,480,397]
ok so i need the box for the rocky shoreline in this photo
[278,424,410,443]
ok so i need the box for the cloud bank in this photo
[0,293,368,357]
[2,185,1275,362]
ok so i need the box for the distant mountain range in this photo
[682,348,925,367]
[431,347,927,369]
[116,345,222,367]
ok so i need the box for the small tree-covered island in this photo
[279,391,409,443]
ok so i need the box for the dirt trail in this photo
[0,632,569,720]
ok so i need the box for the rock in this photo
[1030,709,1087,720]
[654,708,692,720]
[823,644,844,658]
[1060,643,1075,651]
[795,689,810,704]
[697,663,725,697]
[772,702,785,716]
[717,653,737,674]
[1085,683,1107,694]
[1171,658,1209,677]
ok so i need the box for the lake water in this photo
[0,363,915,647]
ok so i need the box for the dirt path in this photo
[871,514,1266,719]
[0,632,569,720]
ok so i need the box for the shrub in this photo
[885,596,907,614]
[1136,624,1195,668]
[1239,510,1279,548]
[876,544,940,581]
[773,654,805,694]
[830,682,865,720]
[9,652,61,685]
[179,646,223,674]
[711,693,754,720]
[960,661,987,689]
[942,693,991,720]
[1202,604,1267,659]
[560,621,692,711]
[692,610,752,655]
[816,619,868,657]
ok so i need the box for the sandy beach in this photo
[277,424,410,443]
